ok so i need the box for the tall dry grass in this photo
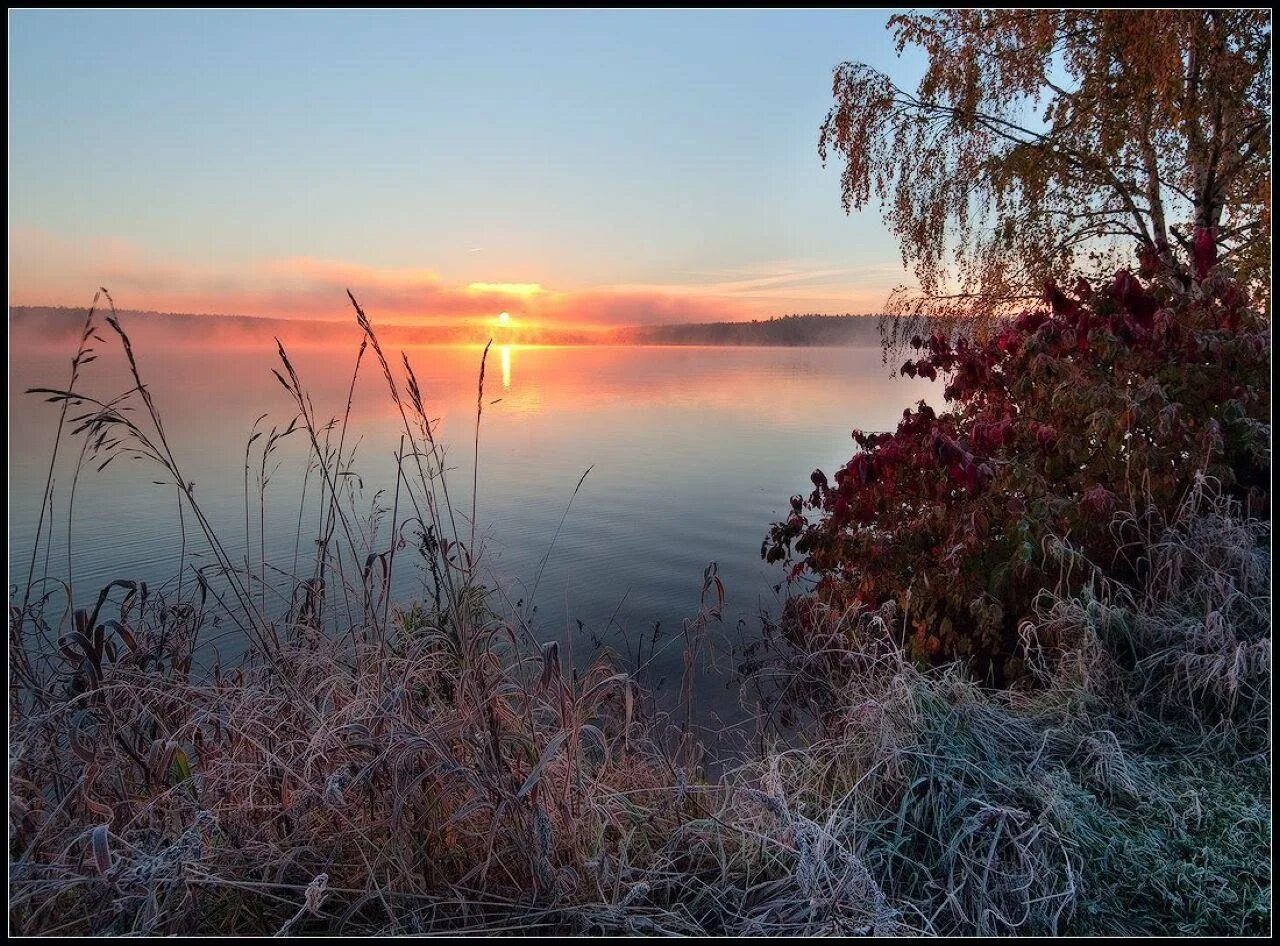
[10,292,713,934]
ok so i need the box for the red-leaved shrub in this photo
[764,238,1270,680]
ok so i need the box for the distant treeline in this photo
[11,306,891,348]
[10,305,364,344]
[611,313,888,346]
[7,306,597,347]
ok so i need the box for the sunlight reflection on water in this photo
[10,328,939,730]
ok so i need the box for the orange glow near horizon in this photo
[10,227,902,330]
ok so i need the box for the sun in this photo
[497,312,511,325]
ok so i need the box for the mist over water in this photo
[9,321,939,727]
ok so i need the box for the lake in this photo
[9,326,939,728]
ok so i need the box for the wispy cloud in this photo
[467,281,546,297]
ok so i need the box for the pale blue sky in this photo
[9,9,924,322]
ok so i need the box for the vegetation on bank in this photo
[8,267,1271,935]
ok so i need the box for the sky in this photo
[9,9,925,328]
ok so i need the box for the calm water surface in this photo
[10,328,938,726]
